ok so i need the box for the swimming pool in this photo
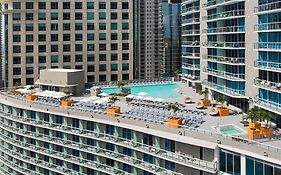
[213,124,245,136]
[101,83,182,98]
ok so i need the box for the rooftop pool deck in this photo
[1,82,281,163]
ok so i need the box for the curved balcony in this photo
[201,80,246,97]
[254,1,281,14]
[253,60,281,72]
[202,10,245,21]
[254,22,281,32]
[182,29,200,35]
[202,42,245,49]
[254,78,281,94]
[182,63,200,70]
[0,133,170,175]
[254,97,281,115]
[0,128,180,175]
[203,67,245,81]
[254,42,281,51]
[182,41,200,47]
[182,18,200,25]
[182,52,200,58]
[202,0,245,9]
[181,74,200,83]
[182,6,200,15]
[0,155,39,175]
[202,55,245,65]
[0,111,217,173]
[203,26,245,34]
[0,144,89,175]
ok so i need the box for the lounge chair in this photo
[210,108,219,116]
[196,101,204,109]
[184,97,192,104]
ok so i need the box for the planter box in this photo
[247,128,260,140]
[26,94,38,101]
[218,107,229,116]
[199,99,211,107]
[260,127,273,138]
[249,122,261,130]
[167,116,183,128]
[106,107,121,117]
[61,100,74,107]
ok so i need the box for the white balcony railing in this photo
[254,42,281,50]
[254,22,281,31]
[202,55,245,64]
[203,10,245,21]
[254,1,281,13]
[254,60,281,71]
[201,80,245,96]
[203,67,245,80]
[202,42,245,48]
[254,78,281,93]
[203,26,245,34]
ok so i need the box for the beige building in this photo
[0,0,133,87]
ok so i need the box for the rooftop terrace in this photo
[1,81,281,165]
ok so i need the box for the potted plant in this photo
[106,96,121,116]
[12,81,22,95]
[167,103,183,128]
[216,95,229,116]
[61,88,74,107]
[25,85,39,100]
[260,110,273,138]
[246,107,262,140]
[247,107,262,129]
[198,90,211,107]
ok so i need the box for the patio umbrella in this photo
[125,94,135,99]
[154,98,163,102]
[135,96,144,100]
[144,96,154,101]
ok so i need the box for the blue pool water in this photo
[101,83,182,98]
[214,125,245,136]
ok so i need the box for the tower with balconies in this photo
[181,0,201,91]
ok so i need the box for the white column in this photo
[240,154,246,175]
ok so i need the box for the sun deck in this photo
[1,82,281,165]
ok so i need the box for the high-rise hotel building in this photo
[0,0,133,87]
[181,1,281,124]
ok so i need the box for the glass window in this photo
[87,54,95,62]
[111,54,118,61]
[87,12,94,20]
[122,53,129,60]
[63,2,70,9]
[122,2,129,9]
[122,43,129,50]
[13,2,21,9]
[99,23,106,30]
[111,64,118,71]
[111,12,117,19]
[122,23,129,30]
[25,2,33,9]
[13,57,21,64]
[122,12,129,20]
[26,67,34,74]
[51,12,58,20]
[51,55,59,63]
[75,34,83,41]
[99,64,106,71]
[13,13,21,20]
[63,13,70,20]
[13,35,21,42]
[99,54,106,61]
[75,44,83,51]
[122,64,129,71]
[87,23,95,30]
[75,55,83,62]
[38,45,46,52]
[87,33,95,41]
[63,45,71,52]
[38,2,46,9]
[63,23,71,30]
[13,24,21,31]
[75,23,83,30]
[111,33,118,40]
[88,75,95,82]
[99,44,106,51]
[111,43,118,50]
[111,23,117,30]
[13,67,21,75]
[51,23,58,31]
[38,34,46,42]
[13,46,21,53]
[75,2,82,9]
[25,13,33,20]
[39,56,46,63]
[51,34,58,41]
[75,13,82,20]
[26,34,33,42]
[99,12,106,20]
[63,55,71,62]
[87,44,95,51]
[38,13,46,20]
[227,153,234,174]
[123,128,131,140]
[122,33,129,40]
[51,45,58,52]
[26,56,33,64]
[38,23,46,31]
[255,161,263,175]
[99,33,106,40]
[51,2,58,9]
[63,34,71,41]
[99,2,106,9]
[87,65,95,72]
[87,2,94,9]
[110,2,117,9]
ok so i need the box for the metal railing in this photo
[203,26,245,34]
[0,111,216,173]
[202,55,245,64]
[254,60,281,70]
[182,6,200,14]
[182,29,200,35]
[254,78,281,92]
[182,52,200,58]
[254,22,281,31]
[201,80,245,96]
[203,10,245,21]
[203,67,245,80]
[254,42,281,50]
[202,42,245,48]
[182,63,200,70]
[202,0,240,8]
[254,97,281,114]
[182,41,200,46]
[182,18,200,24]
[254,1,281,13]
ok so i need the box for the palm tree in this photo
[216,95,228,108]
[246,107,260,123]
[114,81,127,93]
[62,87,72,100]
[109,96,120,107]
[13,81,21,88]
[262,110,273,128]
[199,89,209,100]
[168,103,180,115]
[174,70,182,76]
